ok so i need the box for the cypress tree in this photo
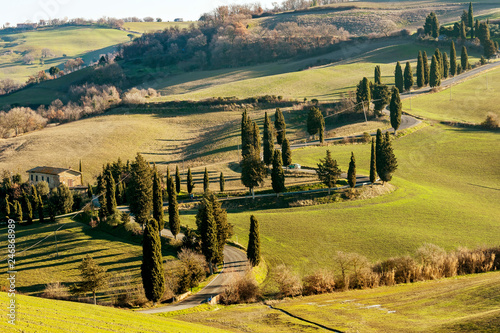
[167,175,180,239]
[187,168,194,195]
[203,168,209,192]
[141,219,165,304]
[347,152,356,188]
[210,192,230,265]
[319,122,325,144]
[403,61,413,91]
[241,145,267,199]
[316,150,341,195]
[307,107,325,139]
[450,41,457,76]
[434,48,443,76]
[475,19,479,39]
[370,138,377,185]
[443,52,449,78]
[374,65,381,85]
[430,55,441,87]
[271,150,285,197]
[23,194,33,224]
[166,168,171,189]
[175,166,181,194]
[247,215,261,267]
[152,167,164,232]
[394,62,404,94]
[241,110,253,158]
[457,63,462,74]
[128,153,152,227]
[274,108,286,145]
[37,194,45,223]
[468,2,474,38]
[460,21,467,40]
[423,51,430,85]
[196,194,218,274]
[379,132,398,184]
[375,129,384,178]
[263,112,274,166]
[4,195,10,218]
[356,77,371,112]
[105,169,116,216]
[461,46,470,71]
[96,174,106,219]
[252,121,261,157]
[477,22,490,46]
[282,137,292,167]
[390,87,402,134]
[13,200,22,222]
[219,172,225,193]
[87,184,93,199]
[417,51,424,88]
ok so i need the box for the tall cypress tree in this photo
[423,51,430,85]
[141,219,165,304]
[461,46,470,71]
[247,215,261,267]
[417,51,424,88]
[375,129,384,178]
[274,108,286,145]
[347,152,356,188]
[460,21,467,40]
[168,175,180,239]
[210,192,230,266]
[252,121,261,157]
[434,48,443,76]
[175,166,181,194]
[468,2,474,38]
[105,169,116,216]
[282,137,292,167]
[152,167,164,232]
[374,65,381,85]
[442,52,449,78]
[430,54,441,87]
[356,77,371,112]
[403,61,413,91]
[196,194,218,274]
[271,150,285,197]
[37,194,45,223]
[307,107,325,139]
[187,168,194,195]
[4,196,10,219]
[370,138,377,186]
[450,41,457,76]
[23,193,33,224]
[394,62,404,93]
[241,110,253,158]
[241,145,267,199]
[219,172,225,193]
[203,168,209,192]
[263,112,274,166]
[379,132,398,184]
[14,200,22,222]
[128,154,152,227]
[390,88,402,134]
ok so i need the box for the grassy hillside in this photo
[403,66,500,123]
[0,218,176,302]
[123,21,195,33]
[0,26,132,83]
[172,271,500,333]
[0,292,229,333]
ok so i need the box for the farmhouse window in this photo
[36,175,38,181]
[31,175,33,181]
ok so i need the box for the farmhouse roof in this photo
[27,166,81,175]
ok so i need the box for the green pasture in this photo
[123,21,195,33]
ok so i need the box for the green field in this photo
[172,271,500,332]
[0,218,176,302]
[0,292,229,333]
[0,26,132,83]
[403,66,500,123]
[123,21,195,33]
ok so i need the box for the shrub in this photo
[219,272,260,304]
[456,247,496,275]
[363,132,371,143]
[302,269,335,295]
[272,265,302,298]
[42,282,71,300]
[481,113,499,129]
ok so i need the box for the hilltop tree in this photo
[271,150,285,197]
[370,138,377,186]
[196,194,218,274]
[203,168,209,192]
[403,61,413,91]
[168,175,180,239]
[390,87,402,134]
[423,51,430,85]
[372,84,391,117]
[374,65,381,85]
[128,154,152,227]
[316,150,341,195]
[417,51,425,87]
[219,172,225,193]
[241,145,267,199]
[263,112,275,166]
[443,52,449,78]
[356,77,371,113]
[152,167,164,232]
[461,46,470,70]
[274,108,286,145]
[247,215,261,267]
[141,219,165,304]
[72,255,108,305]
[282,137,292,167]
[187,168,194,195]
[450,41,457,76]
[394,62,404,93]
[429,54,441,87]
[378,132,398,184]
[104,169,116,216]
[175,166,181,194]
[307,107,325,140]
[347,152,356,188]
